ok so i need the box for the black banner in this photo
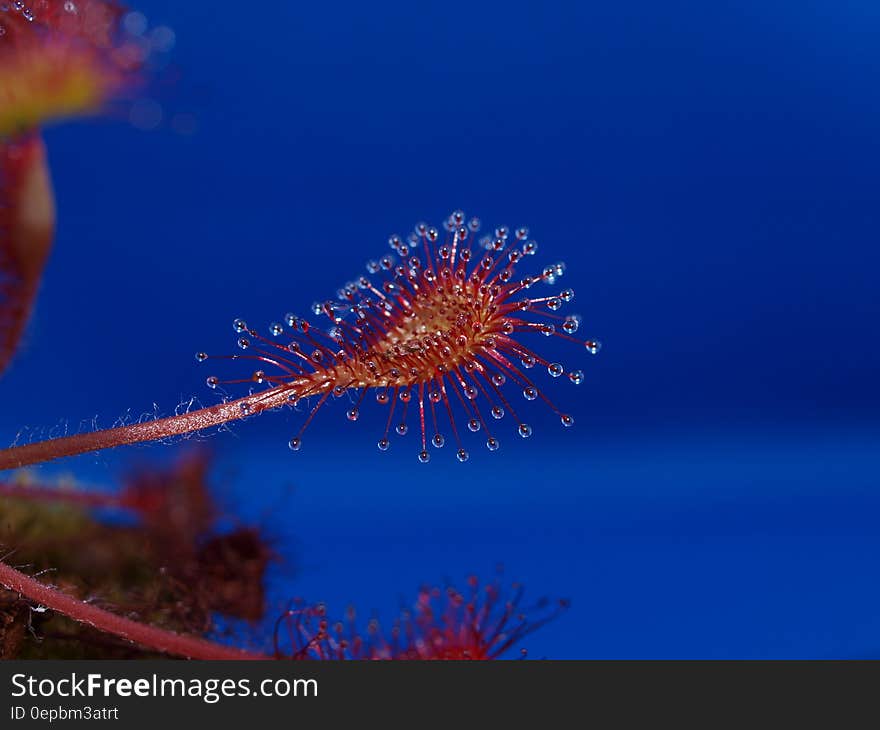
[0,661,877,726]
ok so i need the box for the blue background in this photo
[3,0,880,657]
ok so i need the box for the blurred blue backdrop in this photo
[2,0,879,658]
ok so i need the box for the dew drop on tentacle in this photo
[560,414,574,427]
[432,434,445,448]
[548,363,563,378]
[523,387,538,401]
[456,449,469,463]
[206,376,219,389]
[491,406,504,420]
[233,318,248,333]
[195,351,208,362]
[289,437,302,451]
[518,424,533,438]
[563,316,580,334]
[418,450,430,464]
[346,408,359,421]
[568,370,584,385]
[377,438,390,451]
[467,418,481,432]
[585,340,602,355]
[486,437,500,451]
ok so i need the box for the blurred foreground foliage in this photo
[0,452,272,658]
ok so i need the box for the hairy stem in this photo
[0,387,295,471]
[0,560,271,660]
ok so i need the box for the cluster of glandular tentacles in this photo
[278,576,568,660]
[202,210,602,463]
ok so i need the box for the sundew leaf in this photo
[0,135,54,375]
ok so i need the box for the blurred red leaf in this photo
[0,135,54,374]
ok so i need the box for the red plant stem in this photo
[0,387,295,471]
[0,560,271,660]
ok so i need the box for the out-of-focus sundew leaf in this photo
[0,2,138,136]
[0,136,54,374]
[0,38,126,136]
[0,1,147,373]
